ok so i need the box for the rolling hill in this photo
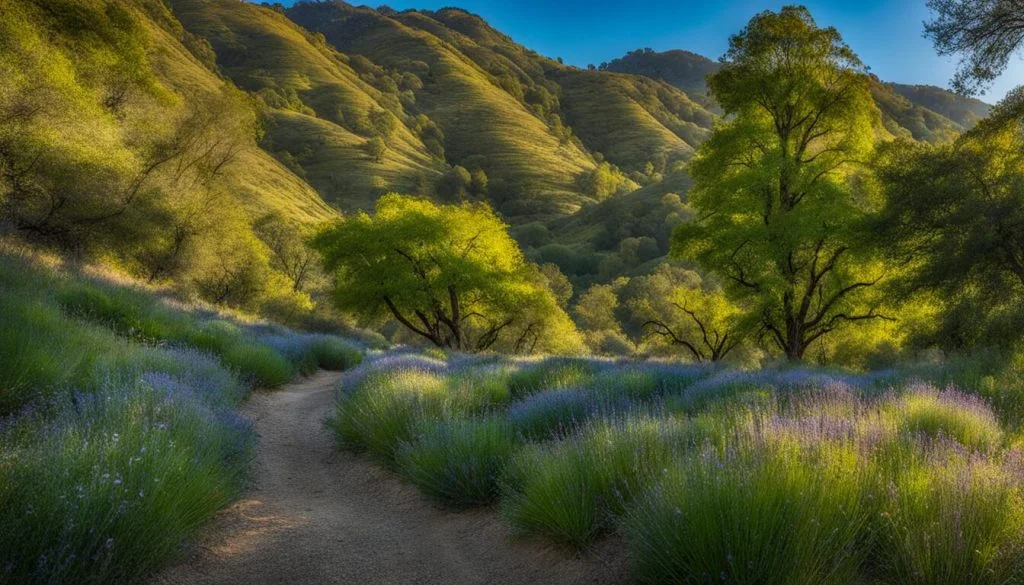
[602,47,991,143]
[0,0,999,300]
[166,0,446,212]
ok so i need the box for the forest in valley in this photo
[4,0,1024,583]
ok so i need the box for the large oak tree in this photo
[312,194,581,353]
[672,6,886,361]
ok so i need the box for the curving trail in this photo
[150,369,626,585]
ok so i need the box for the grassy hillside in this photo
[889,82,992,128]
[125,0,337,225]
[554,70,712,173]
[166,0,444,212]
[602,48,720,110]
[604,47,988,143]
[285,2,599,219]
[0,0,340,321]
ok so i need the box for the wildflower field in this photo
[335,352,1024,585]
[0,252,363,584]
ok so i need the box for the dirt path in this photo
[151,369,626,585]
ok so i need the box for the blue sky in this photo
[268,1,1024,102]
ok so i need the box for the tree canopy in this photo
[312,194,582,353]
[673,6,886,361]
[875,119,1024,349]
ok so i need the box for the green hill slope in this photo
[285,2,599,219]
[555,69,712,173]
[603,47,988,143]
[166,0,444,212]
[889,83,992,128]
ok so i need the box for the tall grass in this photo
[0,250,363,584]
[501,413,688,548]
[333,351,1024,584]
[0,366,255,584]
[397,418,518,506]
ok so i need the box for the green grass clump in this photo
[626,439,871,585]
[397,418,518,507]
[334,369,451,464]
[895,387,1004,450]
[506,358,598,399]
[311,336,363,371]
[0,294,125,413]
[501,414,688,548]
[0,376,253,585]
[877,446,1024,585]
[56,281,191,343]
[55,277,361,389]
[219,340,295,388]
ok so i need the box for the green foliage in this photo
[505,358,597,399]
[0,376,253,585]
[310,337,363,371]
[622,264,752,361]
[674,6,885,361]
[878,446,1024,585]
[313,194,582,353]
[895,387,1004,450]
[875,123,1024,350]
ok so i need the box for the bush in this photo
[507,388,596,440]
[397,418,517,507]
[333,369,450,464]
[310,336,363,371]
[894,386,1004,450]
[876,446,1024,585]
[220,341,295,388]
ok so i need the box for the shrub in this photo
[310,336,363,371]
[220,341,295,388]
[507,388,596,440]
[397,418,518,507]
[333,369,450,464]
[876,444,1024,585]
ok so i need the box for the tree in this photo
[875,121,1024,348]
[253,212,321,293]
[312,194,581,353]
[538,263,573,307]
[574,281,635,355]
[365,136,387,162]
[368,107,396,137]
[673,6,886,361]
[438,165,473,201]
[925,0,1024,97]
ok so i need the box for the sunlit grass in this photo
[332,350,1024,583]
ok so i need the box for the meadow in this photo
[334,350,1024,585]
[0,250,363,584]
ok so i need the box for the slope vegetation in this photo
[167,0,444,212]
